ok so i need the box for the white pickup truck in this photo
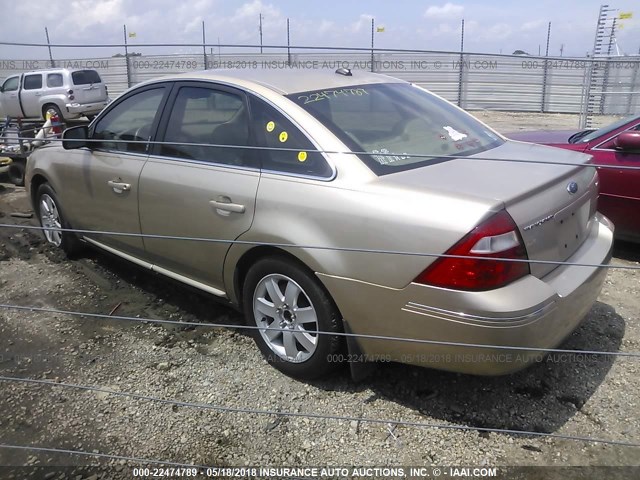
[0,68,109,121]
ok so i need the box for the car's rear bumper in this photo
[65,100,109,117]
[318,213,614,375]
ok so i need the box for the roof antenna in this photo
[335,67,352,76]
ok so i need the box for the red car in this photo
[509,114,640,242]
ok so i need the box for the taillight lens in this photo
[414,210,530,291]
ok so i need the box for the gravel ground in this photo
[1,112,639,479]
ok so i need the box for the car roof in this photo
[146,68,406,95]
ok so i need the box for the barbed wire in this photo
[1,303,637,358]
[0,223,634,270]
[1,41,631,62]
[1,375,638,448]
[0,443,207,469]
[6,135,640,171]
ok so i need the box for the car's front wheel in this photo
[36,183,82,256]
[243,257,344,379]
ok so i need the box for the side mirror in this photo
[62,125,89,150]
[614,132,640,152]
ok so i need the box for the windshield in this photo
[287,83,503,175]
[576,114,640,144]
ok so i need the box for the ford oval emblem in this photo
[567,181,579,195]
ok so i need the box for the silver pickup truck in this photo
[0,68,109,121]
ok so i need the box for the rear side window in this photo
[2,76,19,92]
[249,96,332,178]
[72,70,102,85]
[161,86,254,167]
[92,87,165,152]
[47,73,63,87]
[23,74,42,90]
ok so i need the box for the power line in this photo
[0,223,634,270]
[1,303,638,358]
[2,375,638,448]
[0,443,208,469]
[8,135,640,171]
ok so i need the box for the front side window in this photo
[23,74,43,90]
[92,87,165,152]
[161,86,253,166]
[288,83,503,175]
[2,76,19,92]
[250,96,332,178]
[47,73,63,88]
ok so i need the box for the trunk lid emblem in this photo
[567,182,579,194]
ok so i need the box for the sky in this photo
[0,0,638,59]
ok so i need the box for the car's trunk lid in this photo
[378,141,598,279]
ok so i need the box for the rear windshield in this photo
[72,70,102,85]
[287,83,503,175]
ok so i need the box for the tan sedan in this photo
[26,69,613,379]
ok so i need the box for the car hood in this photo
[506,129,578,144]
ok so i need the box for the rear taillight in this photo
[414,210,530,291]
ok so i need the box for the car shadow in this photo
[0,182,15,196]
[311,301,625,435]
[81,247,247,331]
[613,239,640,263]
[69,246,624,435]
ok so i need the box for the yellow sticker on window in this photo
[279,131,288,143]
[266,121,275,132]
[298,151,307,162]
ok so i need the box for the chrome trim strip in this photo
[402,300,556,325]
[83,237,153,269]
[152,265,227,298]
[145,155,261,174]
[83,237,227,298]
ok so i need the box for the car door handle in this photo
[209,199,245,214]
[107,180,131,193]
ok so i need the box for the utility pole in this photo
[287,18,291,65]
[560,44,564,56]
[259,13,263,54]
[44,27,54,68]
[370,18,375,72]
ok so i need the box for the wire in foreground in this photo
[0,223,636,270]
[0,443,207,469]
[1,302,638,358]
[1,375,639,448]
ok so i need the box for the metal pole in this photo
[123,25,131,88]
[545,22,551,57]
[44,27,54,68]
[259,13,263,54]
[287,18,291,66]
[371,18,375,72]
[202,21,207,69]
[457,19,465,107]
[541,22,551,113]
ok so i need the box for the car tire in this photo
[35,183,82,257]
[42,103,64,123]
[242,256,345,379]
[8,161,25,187]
